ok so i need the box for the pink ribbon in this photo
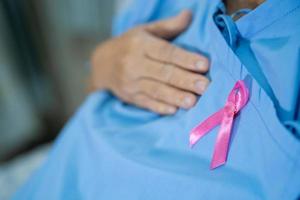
[189,80,249,169]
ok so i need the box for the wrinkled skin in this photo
[90,11,210,115]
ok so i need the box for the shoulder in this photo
[112,0,214,36]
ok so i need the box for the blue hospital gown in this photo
[13,0,300,199]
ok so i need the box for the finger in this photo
[144,10,192,39]
[145,37,209,72]
[132,93,177,115]
[142,59,210,95]
[137,79,197,109]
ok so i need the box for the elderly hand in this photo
[90,10,210,115]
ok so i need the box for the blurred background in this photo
[0,0,130,198]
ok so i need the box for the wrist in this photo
[90,44,111,91]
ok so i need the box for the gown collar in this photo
[235,0,300,39]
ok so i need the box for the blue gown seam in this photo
[248,4,300,37]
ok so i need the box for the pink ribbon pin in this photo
[189,80,249,169]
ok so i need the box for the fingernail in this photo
[183,96,193,108]
[166,107,176,114]
[195,60,206,70]
[195,80,207,93]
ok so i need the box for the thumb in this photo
[144,10,192,39]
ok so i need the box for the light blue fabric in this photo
[13,0,300,199]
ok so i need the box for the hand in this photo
[90,10,210,115]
